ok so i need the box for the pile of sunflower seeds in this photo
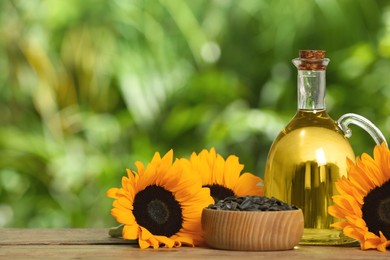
[207,196,298,211]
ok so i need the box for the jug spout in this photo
[337,113,387,147]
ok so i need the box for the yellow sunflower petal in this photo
[155,159,182,191]
[343,225,365,241]
[174,178,204,202]
[331,194,362,217]
[147,236,160,249]
[180,187,213,209]
[345,216,367,231]
[110,208,135,225]
[134,161,145,175]
[136,163,158,192]
[348,162,375,194]
[122,224,139,240]
[375,143,390,180]
[357,155,380,188]
[335,177,365,205]
[212,154,226,184]
[377,242,388,252]
[158,149,174,171]
[125,168,136,184]
[178,232,203,247]
[222,155,242,189]
[113,196,133,210]
[181,219,201,232]
[233,172,264,196]
[362,231,389,252]
[350,187,364,205]
[327,205,340,218]
[328,204,353,219]
[138,238,151,249]
[190,152,211,185]
[330,221,348,229]
[106,188,123,199]
[154,235,175,248]
[360,154,382,187]
[150,151,162,164]
[335,176,356,196]
[205,148,217,168]
[163,160,200,198]
[121,176,130,192]
[135,223,177,249]
[136,226,187,249]
[151,150,174,180]
[377,231,390,252]
[139,226,154,241]
[171,234,195,247]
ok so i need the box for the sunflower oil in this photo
[265,49,388,244]
[264,109,356,244]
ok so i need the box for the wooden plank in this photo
[0,244,389,259]
[0,229,389,259]
[0,228,135,245]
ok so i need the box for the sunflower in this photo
[106,150,214,249]
[189,148,264,203]
[328,142,390,252]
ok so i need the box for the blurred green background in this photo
[1,0,390,228]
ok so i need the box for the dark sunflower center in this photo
[362,180,390,238]
[133,185,182,237]
[204,184,235,203]
[147,199,170,225]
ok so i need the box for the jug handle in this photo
[337,113,388,147]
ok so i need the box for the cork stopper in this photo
[299,50,325,59]
[293,50,329,70]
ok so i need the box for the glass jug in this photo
[263,50,387,245]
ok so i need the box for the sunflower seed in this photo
[207,196,298,211]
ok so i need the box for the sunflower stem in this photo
[109,224,124,238]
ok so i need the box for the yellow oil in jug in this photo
[264,109,356,244]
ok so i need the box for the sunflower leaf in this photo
[109,224,125,238]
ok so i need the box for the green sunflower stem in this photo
[109,224,124,238]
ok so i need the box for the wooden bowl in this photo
[201,208,304,251]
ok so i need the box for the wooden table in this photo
[0,229,388,259]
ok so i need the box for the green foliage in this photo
[0,0,389,227]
